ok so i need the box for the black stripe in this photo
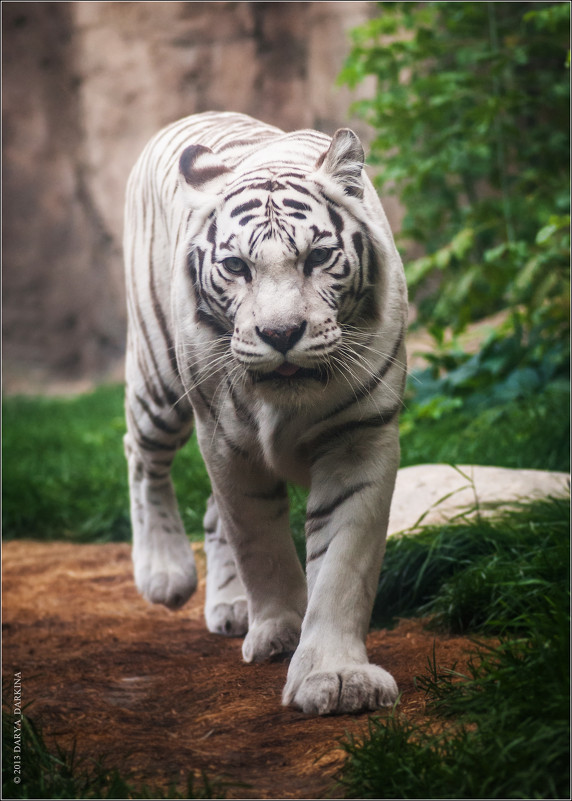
[218,137,267,151]
[189,250,231,336]
[310,225,332,242]
[219,234,236,251]
[306,404,402,465]
[191,164,230,188]
[211,271,226,295]
[366,240,379,285]
[128,411,173,453]
[136,344,166,409]
[148,283,176,380]
[135,394,180,435]
[147,204,180,380]
[217,574,237,591]
[307,544,329,563]
[327,203,344,237]
[231,199,263,217]
[283,198,312,212]
[278,172,308,181]
[206,218,217,245]
[352,230,365,297]
[325,253,350,279]
[307,480,373,521]
[305,517,329,537]
[352,231,364,262]
[195,306,230,337]
[146,470,170,480]
[193,383,250,460]
[130,289,190,420]
[353,286,378,324]
[227,380,259,429]
[285,181,312,196]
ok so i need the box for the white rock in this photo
[388,464,570,536]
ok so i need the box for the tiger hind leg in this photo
[124,378,197,611]
[202,495,248,636]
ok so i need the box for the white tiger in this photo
[123,111,408,715]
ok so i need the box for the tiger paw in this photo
[206,598,248,637]
[136,566,197,610]
[133,538,197,610]
[282,661,398,715]
[242,613,302,663]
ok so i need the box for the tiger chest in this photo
[253,402,313,487]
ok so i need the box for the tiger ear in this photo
[178,144,233,207]
[315,128,365,199]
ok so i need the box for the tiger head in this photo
[178,129,391,398]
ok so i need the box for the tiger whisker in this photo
[333,343,407,409]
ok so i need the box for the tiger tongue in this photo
[274,362,301,377]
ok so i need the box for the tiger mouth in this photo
[252,362,330,383]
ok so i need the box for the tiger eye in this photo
[305,248,332,268]
[222,257,249,276]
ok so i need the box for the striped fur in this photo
[124,111,408,714]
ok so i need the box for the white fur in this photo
[124,112,408,714]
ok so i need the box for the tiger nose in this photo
[256,321,307,354]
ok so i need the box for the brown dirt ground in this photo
[2,540,481,799]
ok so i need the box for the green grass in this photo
[372,497,570,632]
[336,498,570,800]
[1,385,210,543]
[2,380,568,544]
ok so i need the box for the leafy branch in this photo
[340,2,570,347]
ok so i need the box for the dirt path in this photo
[2,541,478,798]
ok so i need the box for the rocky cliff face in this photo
[2,1,377,389]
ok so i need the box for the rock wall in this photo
[2,1,380,389]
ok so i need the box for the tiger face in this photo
[179,130,380,395]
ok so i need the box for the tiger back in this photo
[123,111,408,715]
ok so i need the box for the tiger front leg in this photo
[197,428,307,660]
[213,481,307,662]
[283,424,400,714]
[125,379,197,610]
[202,494,248,636]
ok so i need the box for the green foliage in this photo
[339,674,569,799]
[338,499,570,799]
[288,483,309,564]
[408,308,570,409]
[1,385,210,542]
[2,386,131,542]
[372,498,570,631]
[340,1,570,339]
[400,303,570,472]
[399,379,570,472]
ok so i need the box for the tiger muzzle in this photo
[255,321,307,355]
